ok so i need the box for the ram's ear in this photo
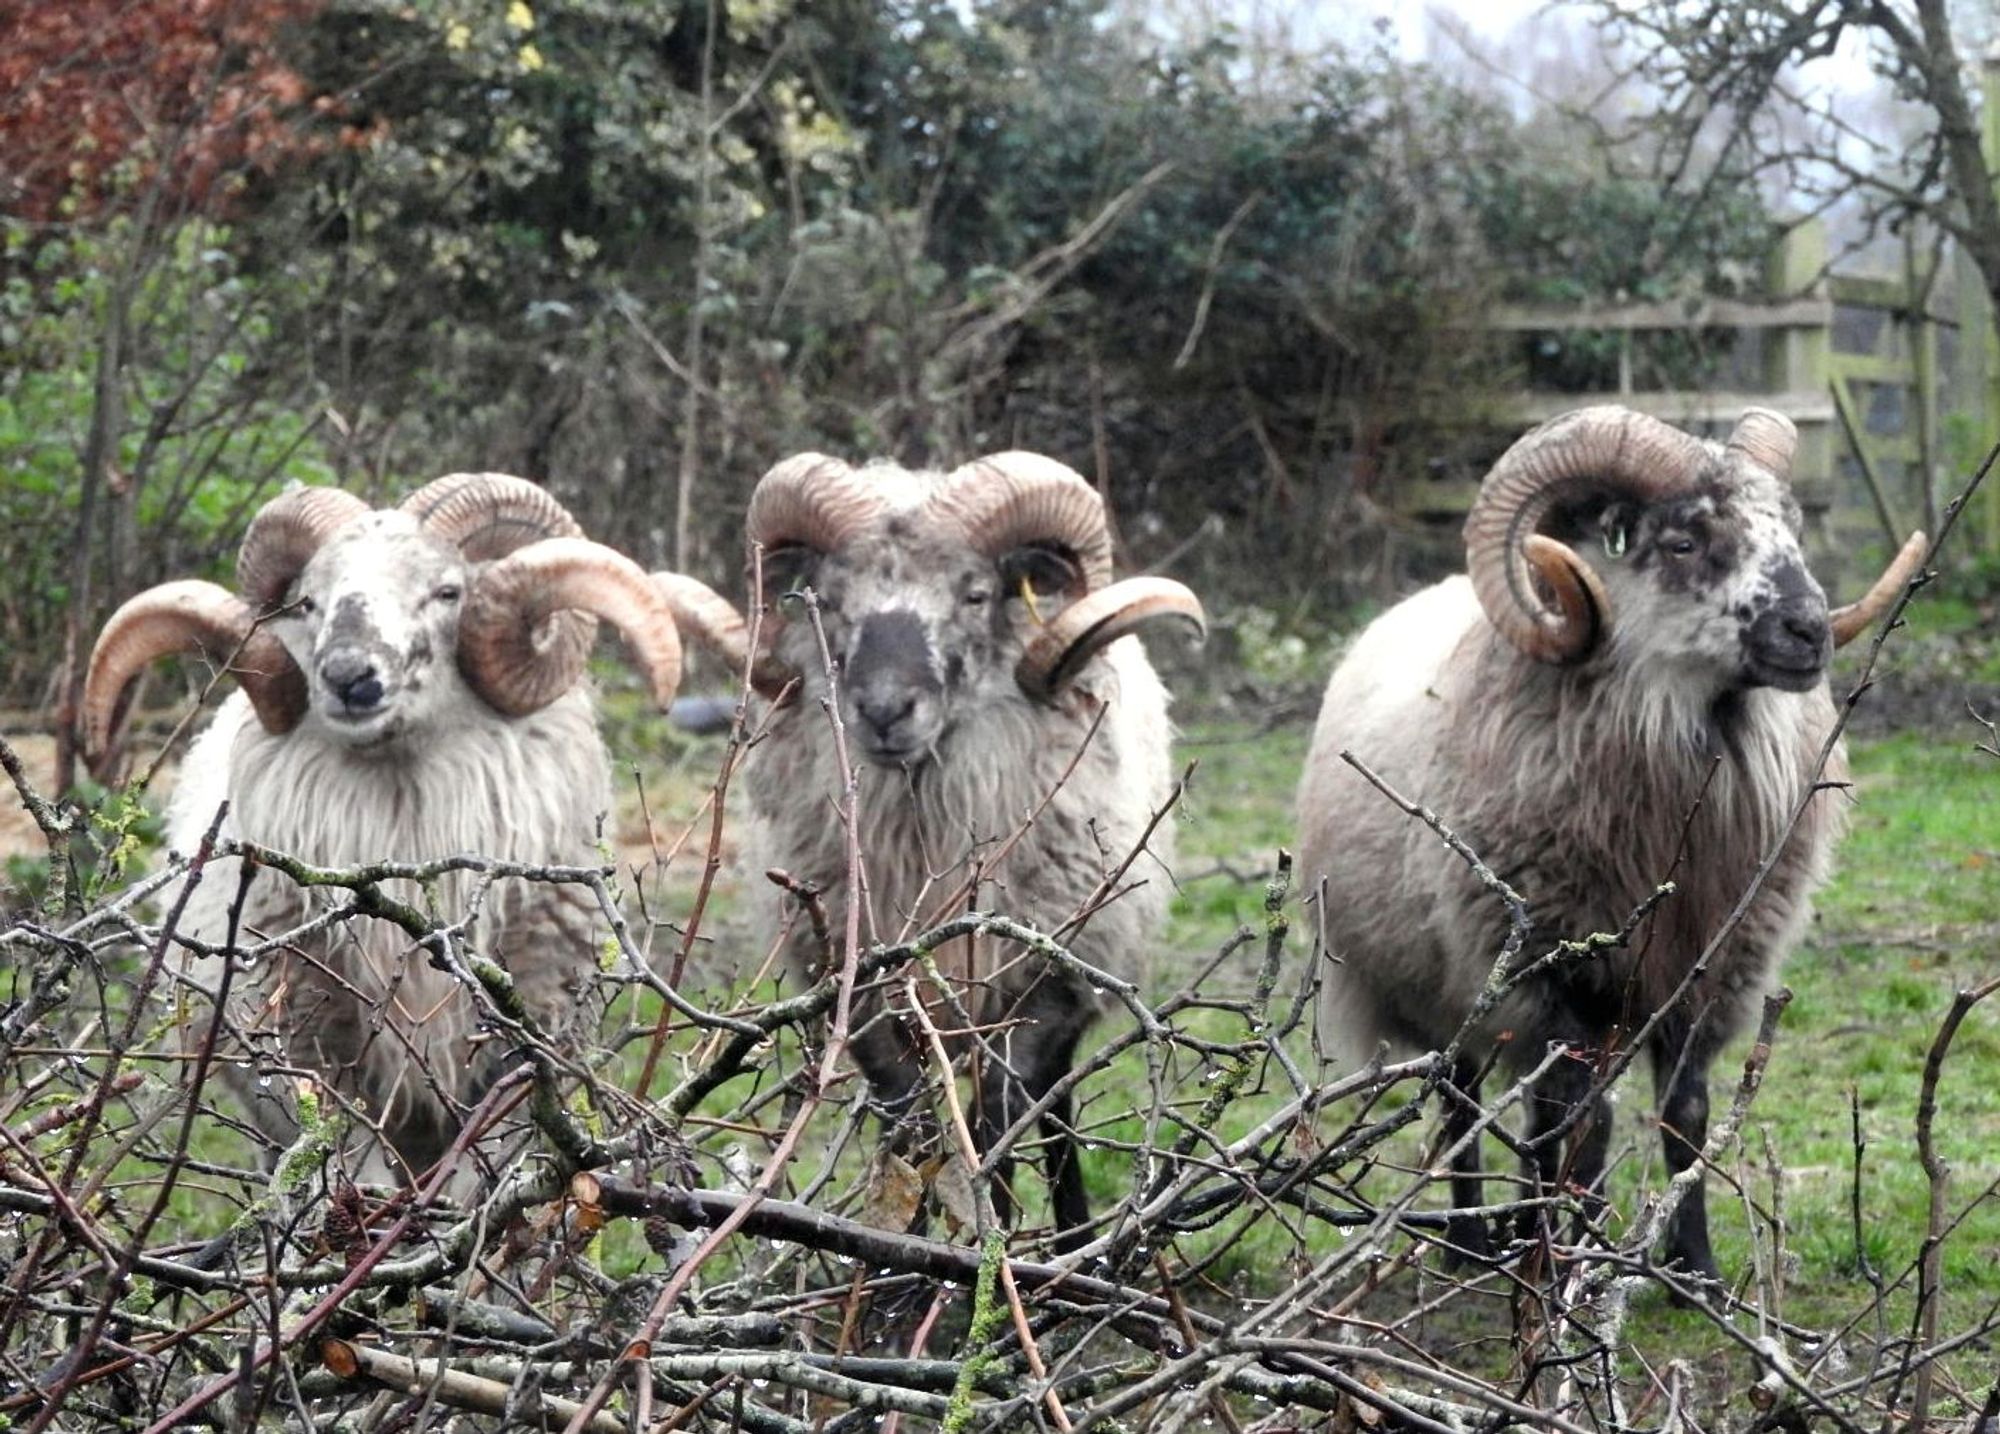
[997,542,1087,602]
[1538,493,1630,549]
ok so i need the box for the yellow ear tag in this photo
[1019,574,1044,625]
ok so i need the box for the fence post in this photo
[1906,228,1941,537]
[1768,219,1835,530]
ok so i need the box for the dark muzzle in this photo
[318,594,394,716]
[318,650,385,714]
[844,610,941,760]
[1743,563,1831,692]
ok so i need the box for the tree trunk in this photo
[53,266,131,794]
[673,0,718,573]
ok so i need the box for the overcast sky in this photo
[1342,0,1884,99]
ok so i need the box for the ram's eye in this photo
[433,584,461,603]
[1665,535,1699,558]
[964,588,991,606]
[761,544,820,598]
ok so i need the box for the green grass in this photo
[1168,720,1313,939]
[1709,730,2000,1330]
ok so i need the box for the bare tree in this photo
[1589,0,2000,313]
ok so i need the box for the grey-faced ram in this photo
[83,475,683,1185]
[655,452,1205,1248]
[1295,406,1924,1279]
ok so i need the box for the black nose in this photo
[320,652,385,712]
[1778,606,1822,647]
[855,691,916,739]
[1745,597,1830,685]
[1756,596,1829,655]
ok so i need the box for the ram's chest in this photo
[185,706,613,1016]
[1457,708,1841,1029]
[746,700,1145,987]
[751,755,1035,941]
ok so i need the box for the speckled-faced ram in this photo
[654,452,1205,1247]
[1296,406,1925,1280]
[82,476,682,1185]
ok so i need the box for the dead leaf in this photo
[931,1154,979,1235]
[568,1171,605,1234]
[860,1150,923,1233]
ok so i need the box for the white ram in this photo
[1296,406,1922,1278]
[84,475,682,1184]
[656,452,1205,1247]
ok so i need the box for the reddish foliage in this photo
[0,0,326,221]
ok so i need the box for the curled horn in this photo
[934,451,1114,593]
[1726,407,1798,480]
[81,581,306,773]
[235,487,370,611]
[399,471,585,555]
[459,539,684,715]
[744,453,878,586]
[651,572,797,700]
[84,484,366,772]
[403,472,595,693]
[1830,530,1928,648]
[1465,405,1710,663]
[1017,577,1207,702]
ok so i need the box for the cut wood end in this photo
[321,1338,360,1378]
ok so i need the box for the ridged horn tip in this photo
[1727,408,1798,480]
[651,571,798,700]
[1513,535,1607,664]
[1830,530,1928,647]
[1016,576,1206,701]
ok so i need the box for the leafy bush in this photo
[0,218,336,700]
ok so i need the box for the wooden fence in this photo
[1393,214,1998,567]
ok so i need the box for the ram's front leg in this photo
[1652,1019,1722,1289]
[974,971,1097,1250]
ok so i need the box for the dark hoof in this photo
[1442,1214,1497,1270]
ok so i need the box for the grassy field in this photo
[1749,733,2000,1309]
